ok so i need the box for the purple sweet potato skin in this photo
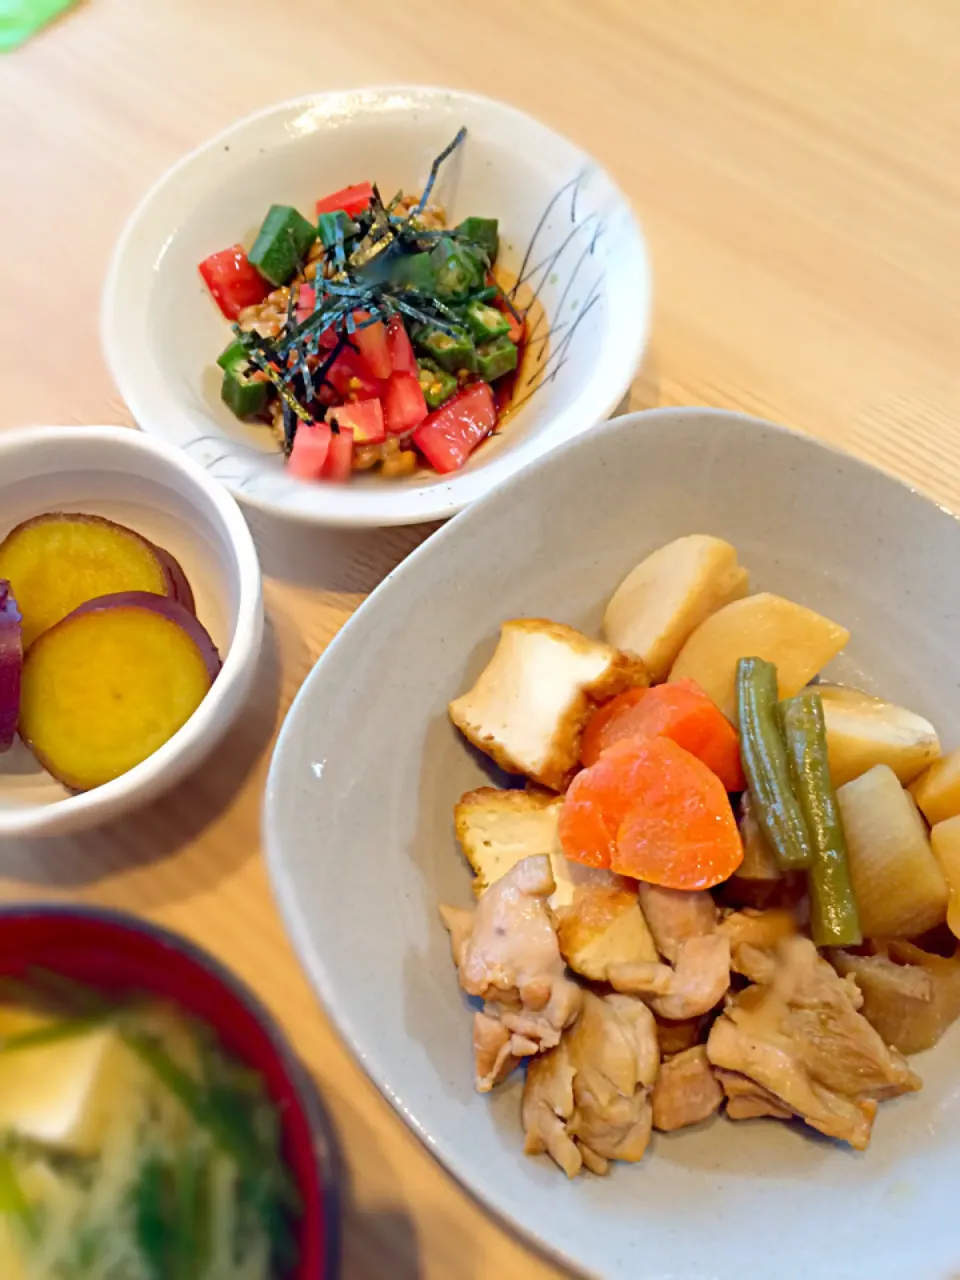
[65,592,220,680]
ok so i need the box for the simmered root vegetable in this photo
[669,592,849,723]
[930,816,960,939]
[559,737,743,888]
[837,764,948,939]
[911,747,960,825]
[19,593,220,791]
[580,679,745,790]
[832,943,960,1056]
[818,684,940,787]
[603,535,748,681]
[0,513,186,649]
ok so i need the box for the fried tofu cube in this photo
[449,619,646,791]
[455,786,564,891]
[555,884,659,981]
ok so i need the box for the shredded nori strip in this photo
[414,126,466,215]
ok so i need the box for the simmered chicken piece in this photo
[606,884,731,1020]
[712,1069,794,1121]
[523,991,659,1177]
[707,937,921,1149]
[448,619,646,791]
[652,1045,724,1132]
[440,855,582,1092]
[636,883,717,962]
[719,908,799,978]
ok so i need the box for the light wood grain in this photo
[1,1,959,1274]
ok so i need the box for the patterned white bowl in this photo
[264,408,960,1280]
[102,87,650,527]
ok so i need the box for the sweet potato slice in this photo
[0,513,192,648]
[149,542,196,615]
[19,592,220,791]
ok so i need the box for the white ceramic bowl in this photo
[264,408,960,1280]
[102,86,650,528]
[0,426,263,838]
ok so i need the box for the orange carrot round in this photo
[580,678,745,791]
[580,687,647,768]
[560,738,654,868]
[559,737,743,888]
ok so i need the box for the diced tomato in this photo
[412,382,497,474]
[327,349,384,401]
[352,311,392,379]
[287,422,331,481]
[386,315,417,375]
[295,284,316,326]
[315,181,374,218]
[198,245,270,320]
[327,398,385,444]
[382,372,428,436]
[495,295,525,344]
[321,426,355,481]
[316,322,339,351]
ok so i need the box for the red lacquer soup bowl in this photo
[0,903,340,1278]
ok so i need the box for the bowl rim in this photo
[101,84,652,528]
[0,900,341,1279]
[0,424,263,838]
[261,405,959,1275]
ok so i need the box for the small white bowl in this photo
[0,426,263,838]
[102,86,650,527]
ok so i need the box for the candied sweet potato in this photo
[19,592,220,791]
[0,513,192,648]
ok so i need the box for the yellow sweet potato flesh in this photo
[837,764,948,939]
[0,515,170,649]
[19,606,212,791]
[603,535,749,682]
[911,747,960,826]
[817,685,940,788]
[668,592,850,723]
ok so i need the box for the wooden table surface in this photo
[2,1,959,1275]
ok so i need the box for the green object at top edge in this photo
[0,0,79,52]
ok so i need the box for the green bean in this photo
[781,692,862,946]
[736,657,813,870]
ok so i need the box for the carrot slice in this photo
[580,678,745,791]
[559,738,652,869]
[559,736,743,888]
[580,687,647,769]
[612,739,743,888]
